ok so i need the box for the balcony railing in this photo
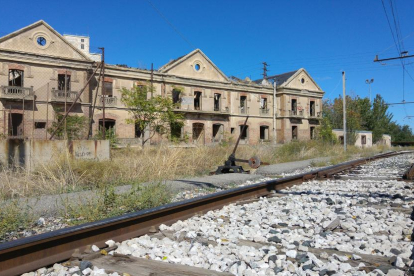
[309,111,322,118]
[239,106,249,115]
[289,110,303,117]
[98,96,117,107]
[51,89,78,103]
[260,108,270,116]
[0,86,34,100]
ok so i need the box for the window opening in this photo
[9,69,24,87]
[135,124,143,138]
[99,119,115,132]
[260,126,269,140]
[291,99,297,115]
[170,122,182,140]
[172,89,181,105]
[310,101,315,117]
[58,74,71,91]
[361,135,366,145]
[37,37,46,46]
[240,125,248,140]
[214,93,221,111]
[104,82,113,97]
[192,123,204,144]
[81,44,84,50]
[35,122,46,129]
[231,127,235,134]
[212,124,223,142]
[260,98,268,109]
[194,91,202,110]
[240,96,247,114]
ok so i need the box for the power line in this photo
[145,0,195,50]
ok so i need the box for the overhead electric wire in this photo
[145,0,195,50]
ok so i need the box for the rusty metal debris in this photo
[215,116,266,174]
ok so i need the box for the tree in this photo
[48,113,88,140]
[120,84,184,147]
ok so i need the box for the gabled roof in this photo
[255,68,323,91]
[0,20,92,61]
[158,49,229,81]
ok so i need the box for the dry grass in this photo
[0,141,392,199]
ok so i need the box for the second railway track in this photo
[1,150,413,276]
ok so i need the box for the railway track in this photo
[0,150,412,276]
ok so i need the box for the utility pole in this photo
[365,79,374,103]
[99,47,106,139]
[150,63,154,98]
[262,62,268,79]
[273,80,277,145]
[342,71,347,152]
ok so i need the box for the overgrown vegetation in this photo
[0,200,33,240]
[321,94,414,143]
[47,113,88,140]
[61,182,172,224]
[120,83,184,147]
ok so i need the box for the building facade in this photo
[0,21,324,145]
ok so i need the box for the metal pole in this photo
[342,71,347,152]
[22,96,25,138]
[64,70,67,139]
[49,62,102,140]
[46,82,49,140]
[32,92,35,139]
[273,80,277,145]
[99,47,106,139]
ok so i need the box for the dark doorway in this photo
[212,124,223,142]
[170,122,182,140]
[135,123,143,138]
[192,123,204,144]
[292,125,298,140]
[9,113,24,137]
[310,126,315,139]
[260,126,269,140]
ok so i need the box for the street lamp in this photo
[365,79,374,103]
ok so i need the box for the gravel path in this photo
[25,153,414,276]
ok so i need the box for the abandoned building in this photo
[0,20,325,145]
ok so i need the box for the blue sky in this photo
[1,0,414,129]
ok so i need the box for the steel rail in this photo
[0,150,410,276]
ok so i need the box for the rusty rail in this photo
[0,150,410,276]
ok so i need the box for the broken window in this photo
[231,127,235,134]
[172,89,181,105]
[214,93,221,111]
[194,91,202,110]
[310,127,315,139]
[104,82,113,97]
[292,126,298,140]
[260,126,269,140]
[9,69,24,87]
[192,123,204,144]
[58,74,71,91]
[240,96,247,114]
[291,99,297,115]
[35,122,46,129]
[310,101,315,117]
[260,98,268,110]
[240,125,248,140]
[361,135,366,145]
[99,119,116,133]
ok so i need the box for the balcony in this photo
[260,108,270,116]
[51,89,79,103]
[309,111,322,119]
[98,96,118,107]
[0,86,34,100]
[239,106,249,115]
[173,105,230,115]
[289,110,303,117]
